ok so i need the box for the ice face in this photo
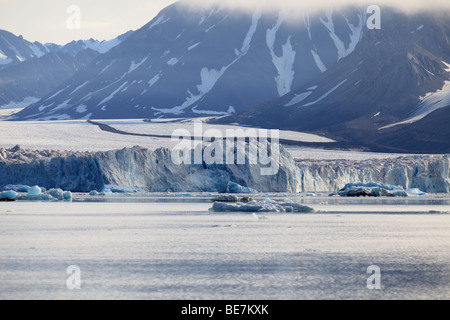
[0,145,449,194]
[28,186,42,195]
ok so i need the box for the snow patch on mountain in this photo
[321,8,364,60]
[98,82,129,107]
[129,57,148,73]
[75,105,88,113]
[167,58,179,66]
[148,14,169,30]
[266,10,296,96]
[0,97,40,109]
[0,49,12,65]
[380,61,450,130]
[148,73,161,88]
[302,79,347,107]
[188,42,201,51]
[152,8,262,116]
[71,81,89,96]
[311,49,327,73]
[285,91,313,107]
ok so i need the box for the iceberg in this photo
[405,188,427,196]
[210,198,314,213]
[101,185,144,193]
[16,193,54,201]
[0,190,18,200]
[47,188,65,200]
[338,183,408,197]
[28,185,42,196]
[3,185,32,192]
[296,155,450,194]
[226,182,258,194]
[0,185,72,201]
[211,195,253,202]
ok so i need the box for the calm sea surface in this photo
[0,195,449,300]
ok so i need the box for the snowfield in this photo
[0,108,335,152]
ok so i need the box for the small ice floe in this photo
[90,189,113,196]
[226,182,258,194]
[102,185,144,193]
[3,185,33,193]
[405,188,427,196]
[0,185,72,201]
[212,195,253,203]
[210,198,314,213]
[0,190,18,201]
[90,185,144,196]
[338,183,424,197]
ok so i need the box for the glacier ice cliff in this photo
[295,156,450,193]
[0,145,449,193]
[0,144,300,193]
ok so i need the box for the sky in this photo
[0,0,177,44]
[1,0,449,45]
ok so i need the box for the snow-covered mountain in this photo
[8,2,450,153]
[13,1,366,120]
[0,30,132,107]
[0,30,132,68]
[226,9,450,153]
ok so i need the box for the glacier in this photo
[0,145,449,194]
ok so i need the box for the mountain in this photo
[220,9,450,153]
[9,2,450,153]
[0,30,132,107]
[12,1,366,120]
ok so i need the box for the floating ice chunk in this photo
[210,199,314,213]
[4,185,31,192]
[64,191,72,200]
[0,190,18,199]
[212,195,239,202]
[338,183,408,197]
[16,193,53,201]
[226,182,258,194]
[47,188,65,200]
[406,188,427,196]
[28,186,42,196]
[102,185,144,193]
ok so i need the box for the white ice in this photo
[128,57,148,73]
[266,10,296,96]
[152,8,262,115]
[302,79,347,107]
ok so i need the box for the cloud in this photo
[182,0,450,14]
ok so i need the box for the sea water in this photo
[0,195,449,300]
